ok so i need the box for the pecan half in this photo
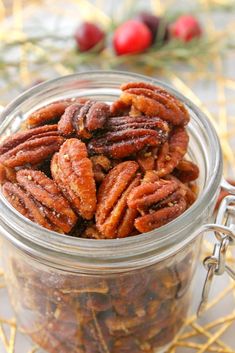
[164,174,197,207]
[88,116,169,159]
[26,98,87,128]
[96,161,141,238]
[3,170,77,233]
[58,100,110,139]
[0,125,64,168]
[51,138,97,220]
[174,159,199,182]
[155,127,189,177]
[128,178,187,233]
[120,82,189,126]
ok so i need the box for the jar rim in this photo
[0,70,222,269]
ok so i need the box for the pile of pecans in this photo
[0,82,199,238]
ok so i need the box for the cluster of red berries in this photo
[74,12,202,55]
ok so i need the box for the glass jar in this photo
[0,71,224,353]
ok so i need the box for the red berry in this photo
[170,15,202,42]
[135,12,169,43]
[113,20,152,55]
[74,22,105,52]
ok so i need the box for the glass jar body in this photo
[0,71,222,353]
[2,235,201,353]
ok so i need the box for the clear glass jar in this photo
[0,71,222,353]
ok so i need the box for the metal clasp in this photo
[198,178,235,316]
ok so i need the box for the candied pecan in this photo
[88,117,169,159]
[51,138,97,220]
[134,197,187,233]
[0,163,16,185]
[18,169,77,232]
[0,125,64,168]
[90,155,112,183]
[164,174,197,207]
[2,170,77,233]
[58,100,110,139]
[96,161,141,238]
[128,178,187,233]
[155,127,189,177]
[174,159,199,182]
[120,82,189,126]
[128,179,179,211]
[26,98,87,128]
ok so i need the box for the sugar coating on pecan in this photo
[26,98,88,128]
[0,125,64,168]
[156,127,189,177]
[88,116,169,159]
[51,138,97,220]
[96,161,141,238]
[58,100,110,139]
[120,82,190,126]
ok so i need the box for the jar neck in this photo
[0,71,223,272]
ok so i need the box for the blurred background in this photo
[0,1,235,353]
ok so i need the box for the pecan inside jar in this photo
[0,80,199,238]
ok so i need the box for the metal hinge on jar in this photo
[198,178,235,316]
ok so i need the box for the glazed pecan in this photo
[155,127,189,177]
[164,174,197,207]
[90,155,112,183]
[174,159,199,182]
[26,98,87,128]
[128,178,187,233]
[58,100,110,139]
[128,178,179,211]
[120,82,189,126]
[96,161,141,238]
[51,138,97,220]
[3,170,77,233]
[88,116,169,159]
[0,125,64,168]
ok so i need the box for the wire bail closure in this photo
[198,178,235,316]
